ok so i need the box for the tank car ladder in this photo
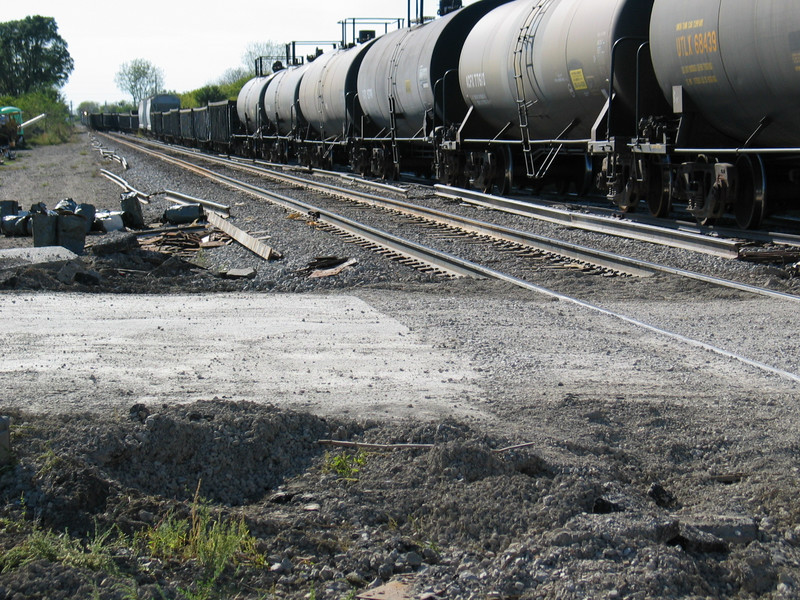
[385,34,410,178]
[512,1,552,180]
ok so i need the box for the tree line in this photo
[1,12,286,132]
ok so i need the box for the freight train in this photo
[92,0,800,229]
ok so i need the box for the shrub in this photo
[0,89,73,145]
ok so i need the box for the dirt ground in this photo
[1,131,800,600]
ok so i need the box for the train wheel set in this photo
[89,0,800,230]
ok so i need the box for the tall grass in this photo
[135,482,262,579]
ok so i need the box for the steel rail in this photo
[244,165,800,301]
[103,133,800,383]
[165,152,800,300]
[104,133,800,300]
[108,134,653,276]
[204,156,657,277]
[435,185,743,258]
[108,135,486,279]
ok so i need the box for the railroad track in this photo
[97,132,800,384]
[103,133,800,303]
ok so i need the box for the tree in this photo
[77,100,100,116]
[241,41,285,75]
[115,58,164,106]
[195,85,226,105]
[217,67,249,87]
[0,16,74,96]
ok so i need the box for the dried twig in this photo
[317,439,538,453]
[317,440,434,451]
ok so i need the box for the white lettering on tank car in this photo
[464,72,486,89]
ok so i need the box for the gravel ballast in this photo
[0,130,799,600]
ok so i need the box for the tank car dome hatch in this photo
[459,0,657,141]
[649,0,800,148]
[236,74,277,135]
[298,41,376,139]
[263,61,317,136]
[356,0,511,139]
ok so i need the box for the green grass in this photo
[135,482,262,579]
[0,522,122,574]
[323,449,368,480]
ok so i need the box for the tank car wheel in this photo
[577,154,595,197]
[467,151,508,195]
[617,178,640,213]
[438,151,465,188]
[349,143,371,177]
[733,154,766,229]
[371,146,397,180]
[645,156,673,218]
[489,147,512,196]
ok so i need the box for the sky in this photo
[5,0,477,110]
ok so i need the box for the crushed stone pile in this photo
[2,400,799,599]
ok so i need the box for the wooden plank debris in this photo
[310,258,358,278]
[207,211,281,261]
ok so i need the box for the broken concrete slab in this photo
[682,514,758,545]
[220,267,257,279]
[0,246,78,270]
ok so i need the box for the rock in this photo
[56,259,101,285]
[129,403,150,423]
[592,497,624,514]
[647,482,678,509]
[270,558,293,574]
[405,551,423,568]
[377,563,393,580]
[345,571,367,586]
[670,525,729,553]
[683,515,758,545]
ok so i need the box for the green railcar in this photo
[0,106,24,147]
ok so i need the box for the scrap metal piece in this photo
[206,211,281,261]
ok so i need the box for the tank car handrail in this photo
[606,36,648,140]
[432,69,459,134]
[634,41,649,138]
[669,147,800,155]
[463,138,590,146]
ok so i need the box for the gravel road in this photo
[0,130,799,600]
